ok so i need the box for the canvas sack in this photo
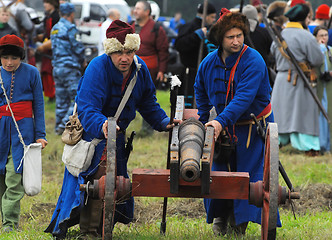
[22,143,43,196]
[62,138,102,177]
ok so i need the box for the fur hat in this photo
[285,3,310,22]
[197,2,216,15]
[208,8,248,47]
[267,1,288,25]
[0,34,25,59]
[315,4,330,20]
[103,20,140,55]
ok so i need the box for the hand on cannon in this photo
[166,118,182,130]
[102,119,120,138]
[205,120,222,141]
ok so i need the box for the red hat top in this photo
[218,8,231,22]
[315,4,330,20]
[106,20,135,45]
[251,0,262,7]
[103,20,140,55]
[0,35,24,49]
[290,0,306,8]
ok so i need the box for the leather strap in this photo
[114,55,141,121]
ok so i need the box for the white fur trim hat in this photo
[103,20,140,55]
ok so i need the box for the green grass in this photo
[1,90,331,239]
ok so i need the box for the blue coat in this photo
[45,54,170,237]
[194,45,280,226]
[0,63,46,174]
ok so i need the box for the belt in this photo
[236,103,272,148]
[0,101,33,121]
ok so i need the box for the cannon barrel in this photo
[178,118,206,182]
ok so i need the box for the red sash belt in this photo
[140,55,158,69]
[0,101,33,121]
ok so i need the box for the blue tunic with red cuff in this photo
[194,45,280,226]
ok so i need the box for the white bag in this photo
[62,138,102,177]
[22,143,43,196]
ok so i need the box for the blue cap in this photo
[60,2,75,15]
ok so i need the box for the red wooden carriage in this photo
[80,96,299,240]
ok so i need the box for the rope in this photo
[0,68,27,170]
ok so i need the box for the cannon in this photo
[79,96,300,240]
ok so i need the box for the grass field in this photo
[0,90,331,239]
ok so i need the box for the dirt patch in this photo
[133,198,205,223]
[281,183,332,215]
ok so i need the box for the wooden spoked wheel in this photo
[103,117,117,240]
[261,123,279,240]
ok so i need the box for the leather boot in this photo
[80,199,103,237]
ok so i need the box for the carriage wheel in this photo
[103,117,118,240]
[261,123,279,240]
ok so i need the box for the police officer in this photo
[51,2,85,135]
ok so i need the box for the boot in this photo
[80,199,103,237]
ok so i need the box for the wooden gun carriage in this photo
[80,96,299,240]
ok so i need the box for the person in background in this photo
[7,0,36,65]
[169,12,185,33]
[132,0,168,86]
[313,25,332,154]
[243,4,272,67]
[266,1,288,32]
[194,9,279,237]
[0,34,47,233]
[308,4,330,34]
[50,2,85,135]
[132,0,169,137]
[270,4,324,156]
[35,0,60,102]
[98,8,120,56]
[45,20,179,239]
[175,2,217,109]
[0,7,18,38]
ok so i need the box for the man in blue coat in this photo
[194,9,279,236]
[45,20,179,238]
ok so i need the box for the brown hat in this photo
[208,9,248,46]
[103,20,140,55]
[267,1,288,25]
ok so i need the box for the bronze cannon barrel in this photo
[178,118,206,182]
